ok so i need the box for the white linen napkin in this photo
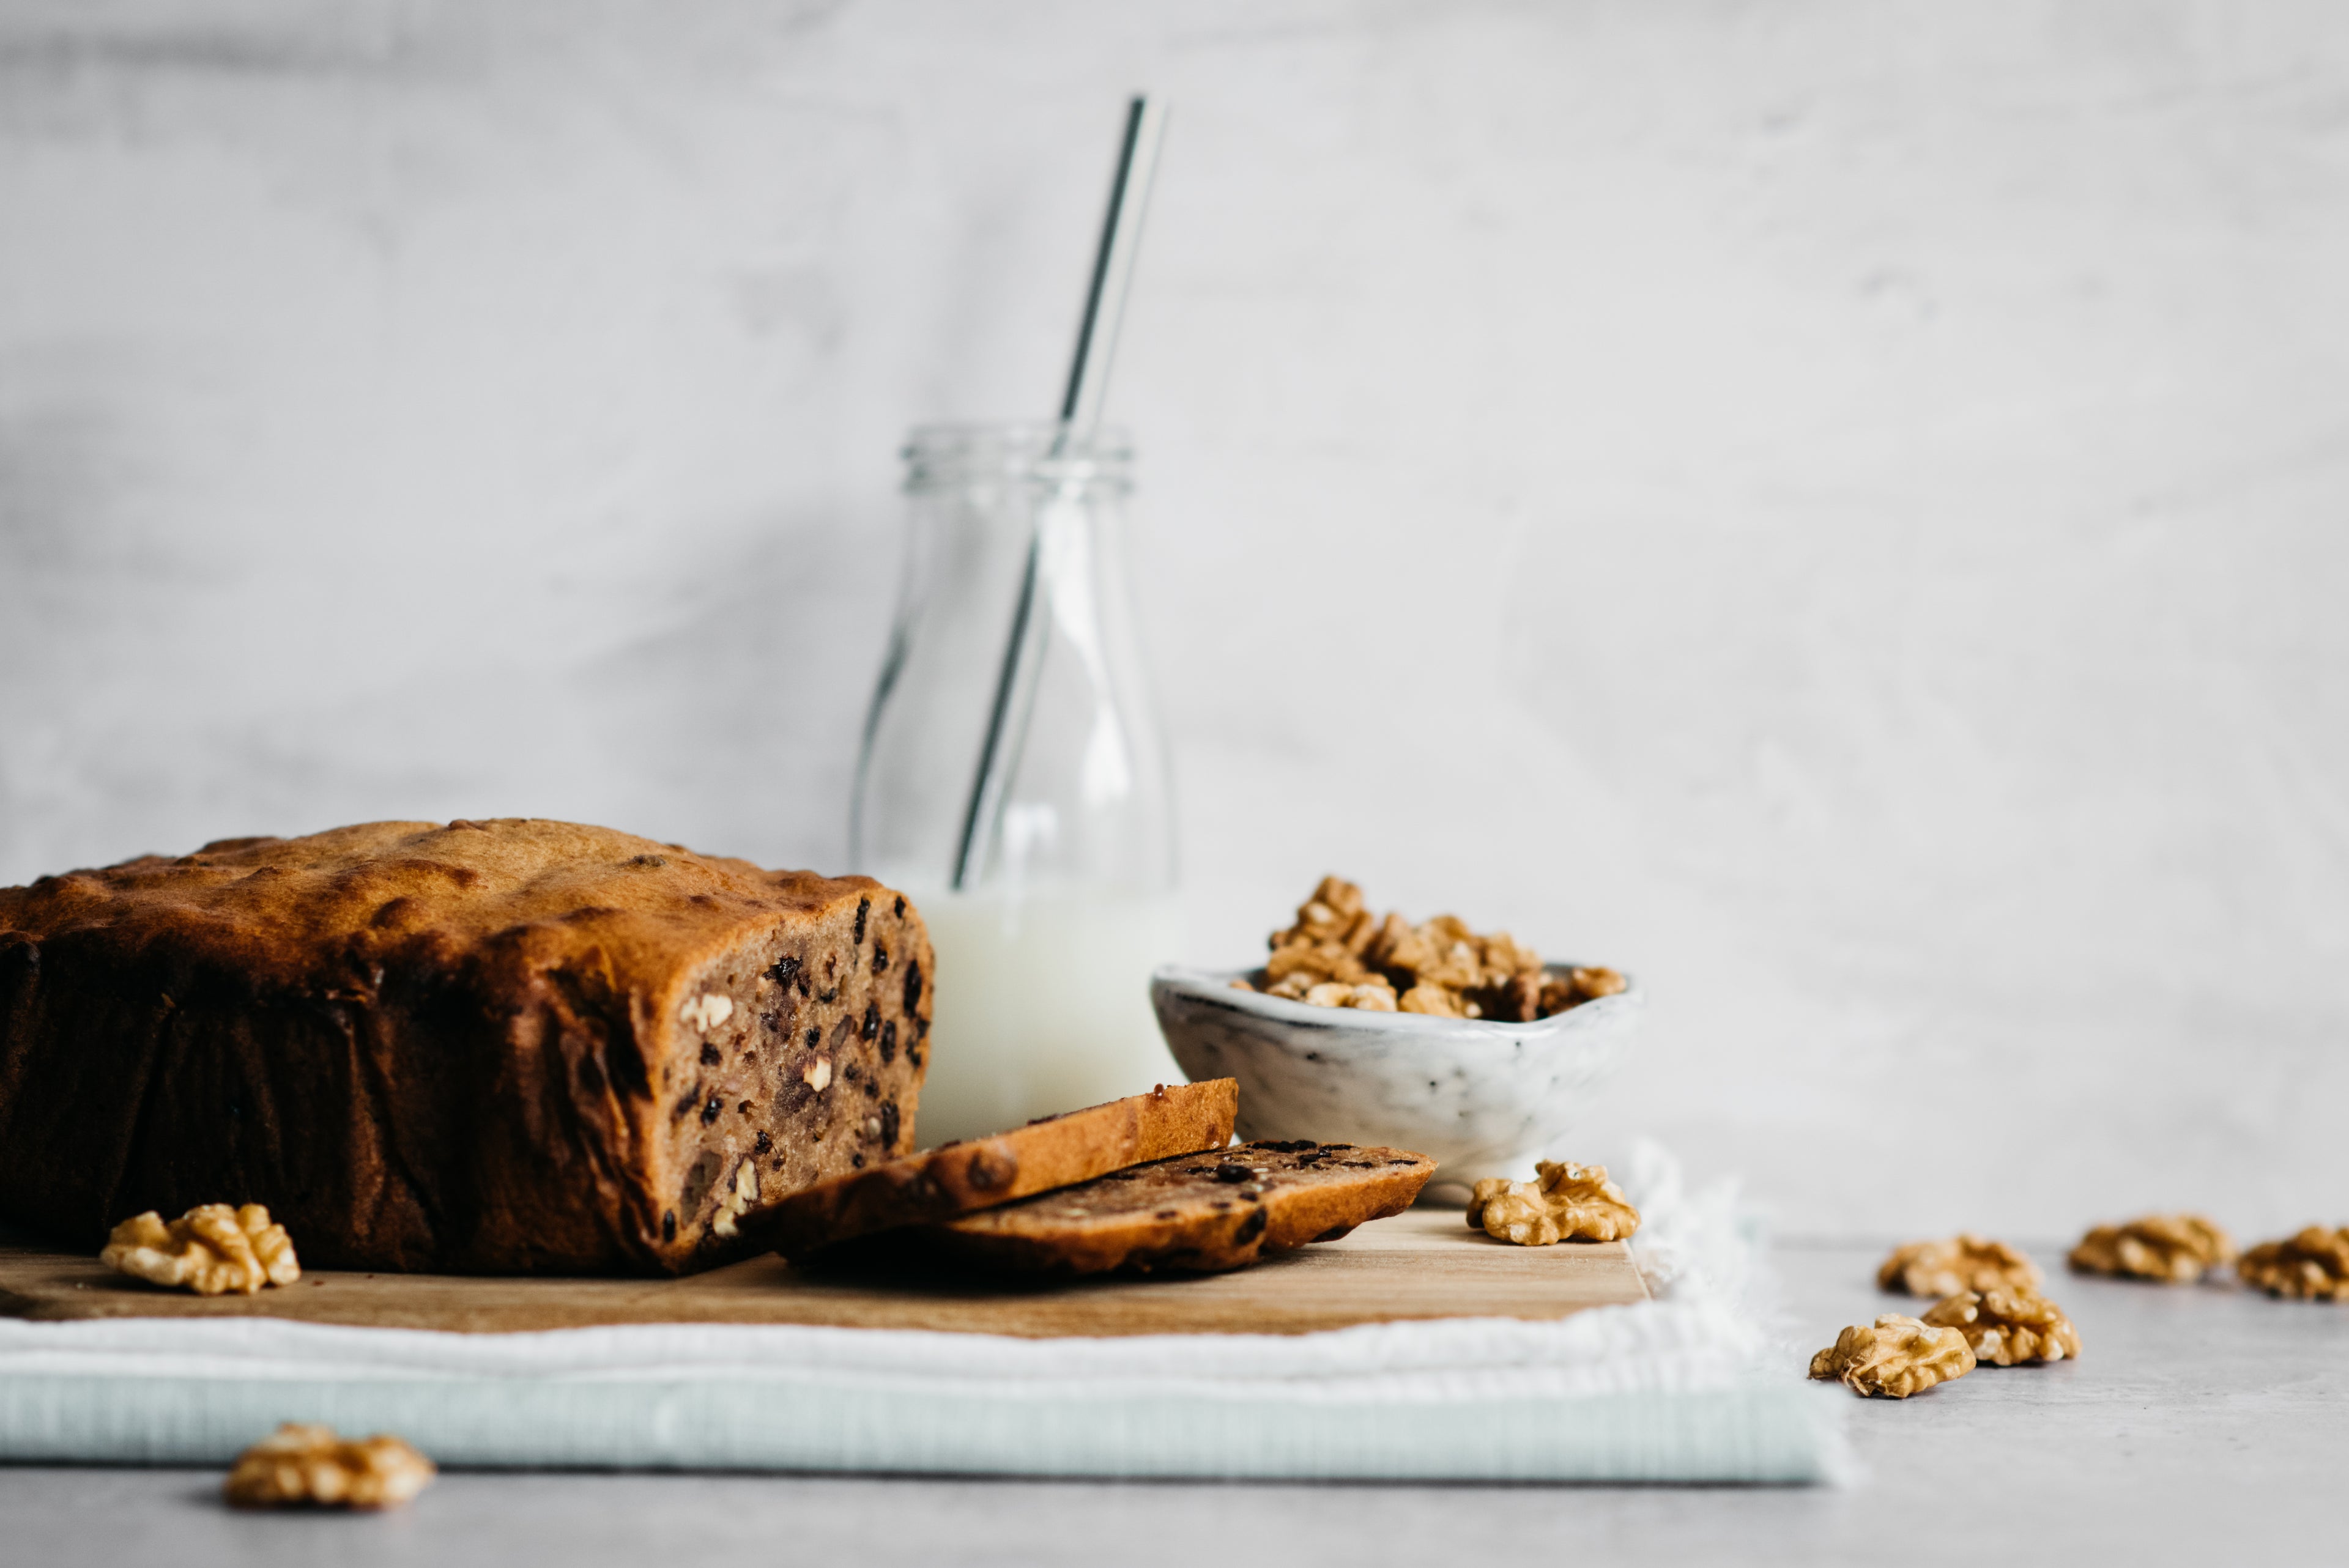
[0,1145,1850,1482]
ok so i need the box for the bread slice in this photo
[919,1139,1434,1275]
[762,1079,1238,1259]
[0,819,932,1275]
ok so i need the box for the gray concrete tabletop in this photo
[3,1242,2342,1567]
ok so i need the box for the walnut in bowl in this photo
[1234,876,1625,1021]
[1151,961,1639,1191]
[1148,879,1639,1189]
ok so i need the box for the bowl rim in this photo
[1150,961,1641,1038]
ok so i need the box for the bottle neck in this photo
[902,421,1132,497]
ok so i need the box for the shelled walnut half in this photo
[1467,1161,1641,1246]
[1237,875,1624,1020]
[1921,1287,2082,1366]
[1809,1314,1976,1399]
[100,1204,300,1296]
[2235,1227,2349,1301]
[2068,1214,2236,1284]
[1877,1234,2042,1298]
[224,1424,435,1509]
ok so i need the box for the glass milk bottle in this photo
[852,422,1181,1144]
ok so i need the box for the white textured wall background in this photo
[4,1,2345,1238]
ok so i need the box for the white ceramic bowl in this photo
[1149,964,1642,1191]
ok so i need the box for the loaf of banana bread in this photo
[0,819,933,1275]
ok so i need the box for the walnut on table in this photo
[1467,1160,1641,1246]
[2235,1226,2349,1301]
[224,1424,436,1509]
[1877,1233,2043,1298]
[1921,1287,2082,1366]
[100,1204,300,1296]
[2068,1214,2236,1284]
[1809,1314,1977,1398]
[1238,876,1624,1021]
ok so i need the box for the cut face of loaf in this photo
[640,886,930,1267]
[0,819,933,1275]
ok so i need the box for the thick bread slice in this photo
[921,1139,1434,1275]
[763,1079,1237,1259]
[0,819,933,1276]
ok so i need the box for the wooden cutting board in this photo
[0,1208,1647,1337]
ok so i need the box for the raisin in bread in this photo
[762,1079,1237,1259]
[921,1139,1434,1274]
[0,819,932,1274]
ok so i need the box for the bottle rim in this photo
[903,420,1133,490]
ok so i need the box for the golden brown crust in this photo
[0,819,932,1275]
[0,819,858,996]
[762,1079,1238,1259]
[919,1139,1434,1275]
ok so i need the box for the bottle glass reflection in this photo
[852,422,1179,1142]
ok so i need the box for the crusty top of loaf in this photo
[0,818,875,995]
